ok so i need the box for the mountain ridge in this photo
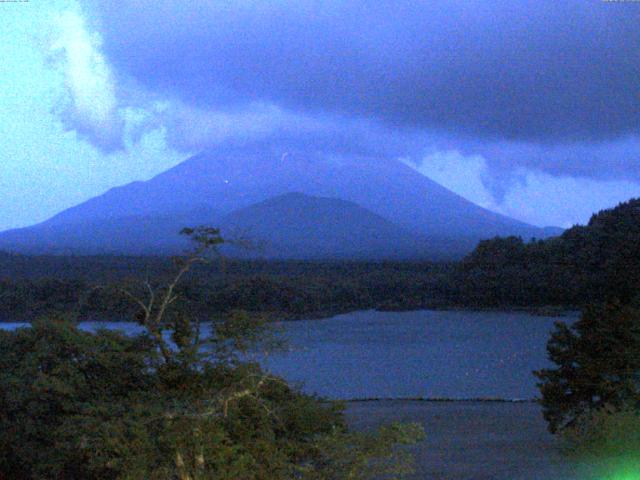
[0,149,560,259]
[219,192,436,259]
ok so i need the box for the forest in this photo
[1,199,639,322]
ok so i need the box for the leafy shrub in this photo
[0,228,423,479]
[535,301,640,434]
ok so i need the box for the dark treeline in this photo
[2,198,639,322]
[0,228,424,479]
[462,198,640,308]
[0,258,457,321]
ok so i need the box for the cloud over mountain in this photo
[88,1,637,141]
[51,8,124,152]
[6,0,635,232]
[76,0,640,183]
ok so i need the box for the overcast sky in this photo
[2,0,640,230]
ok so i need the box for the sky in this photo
[1,0,640,231]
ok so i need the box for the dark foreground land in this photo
[346,400,607,480]
[3,198,640,322]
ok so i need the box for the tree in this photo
[0,227,424,479]
[535,301,640,434]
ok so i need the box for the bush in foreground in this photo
[536,300,640,469]
[561,406,640,458]
[0,228,423,479]
[0,318,422,480]
[535,301,640,434]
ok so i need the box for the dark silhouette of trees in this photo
[535,301,640,434]
[0,227,423,479]
[2,199,640,321]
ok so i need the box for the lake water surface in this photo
[4,310,601,478]
[346,400,606,480]
[1,309,574,400]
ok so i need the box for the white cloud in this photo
[408,151,640,228]
[499,171,640,228]
[51,9,123,151]
[408,151,496,209]
[159,102,308,151]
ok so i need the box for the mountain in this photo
[0,208,221,256]
[0,193,452,259]
[0,149,559,258]
[220,192,432,259]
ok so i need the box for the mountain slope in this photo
[0,208,218,255]
[0,149,559,258]
[220,192,432,259]
[0,194,443,259]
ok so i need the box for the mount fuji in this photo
[0,149,560,259]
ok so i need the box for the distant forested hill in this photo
[460,198,640,306]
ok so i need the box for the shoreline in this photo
[0,305,578,324]
[342,397,537,403]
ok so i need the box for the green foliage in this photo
[298,422,424,480]
[0,229,423,479]
[0,319,423,479]
[0,317,158,479]
[462,198,640,308]
[535,301,640,434]
[561,405,640,460]
[0,261,456,322]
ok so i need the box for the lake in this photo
[3,310,597,478]
[0,309,574,400]
[345,400,607,480]
[264,309,571,400]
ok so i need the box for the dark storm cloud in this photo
[90,0,640,144]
